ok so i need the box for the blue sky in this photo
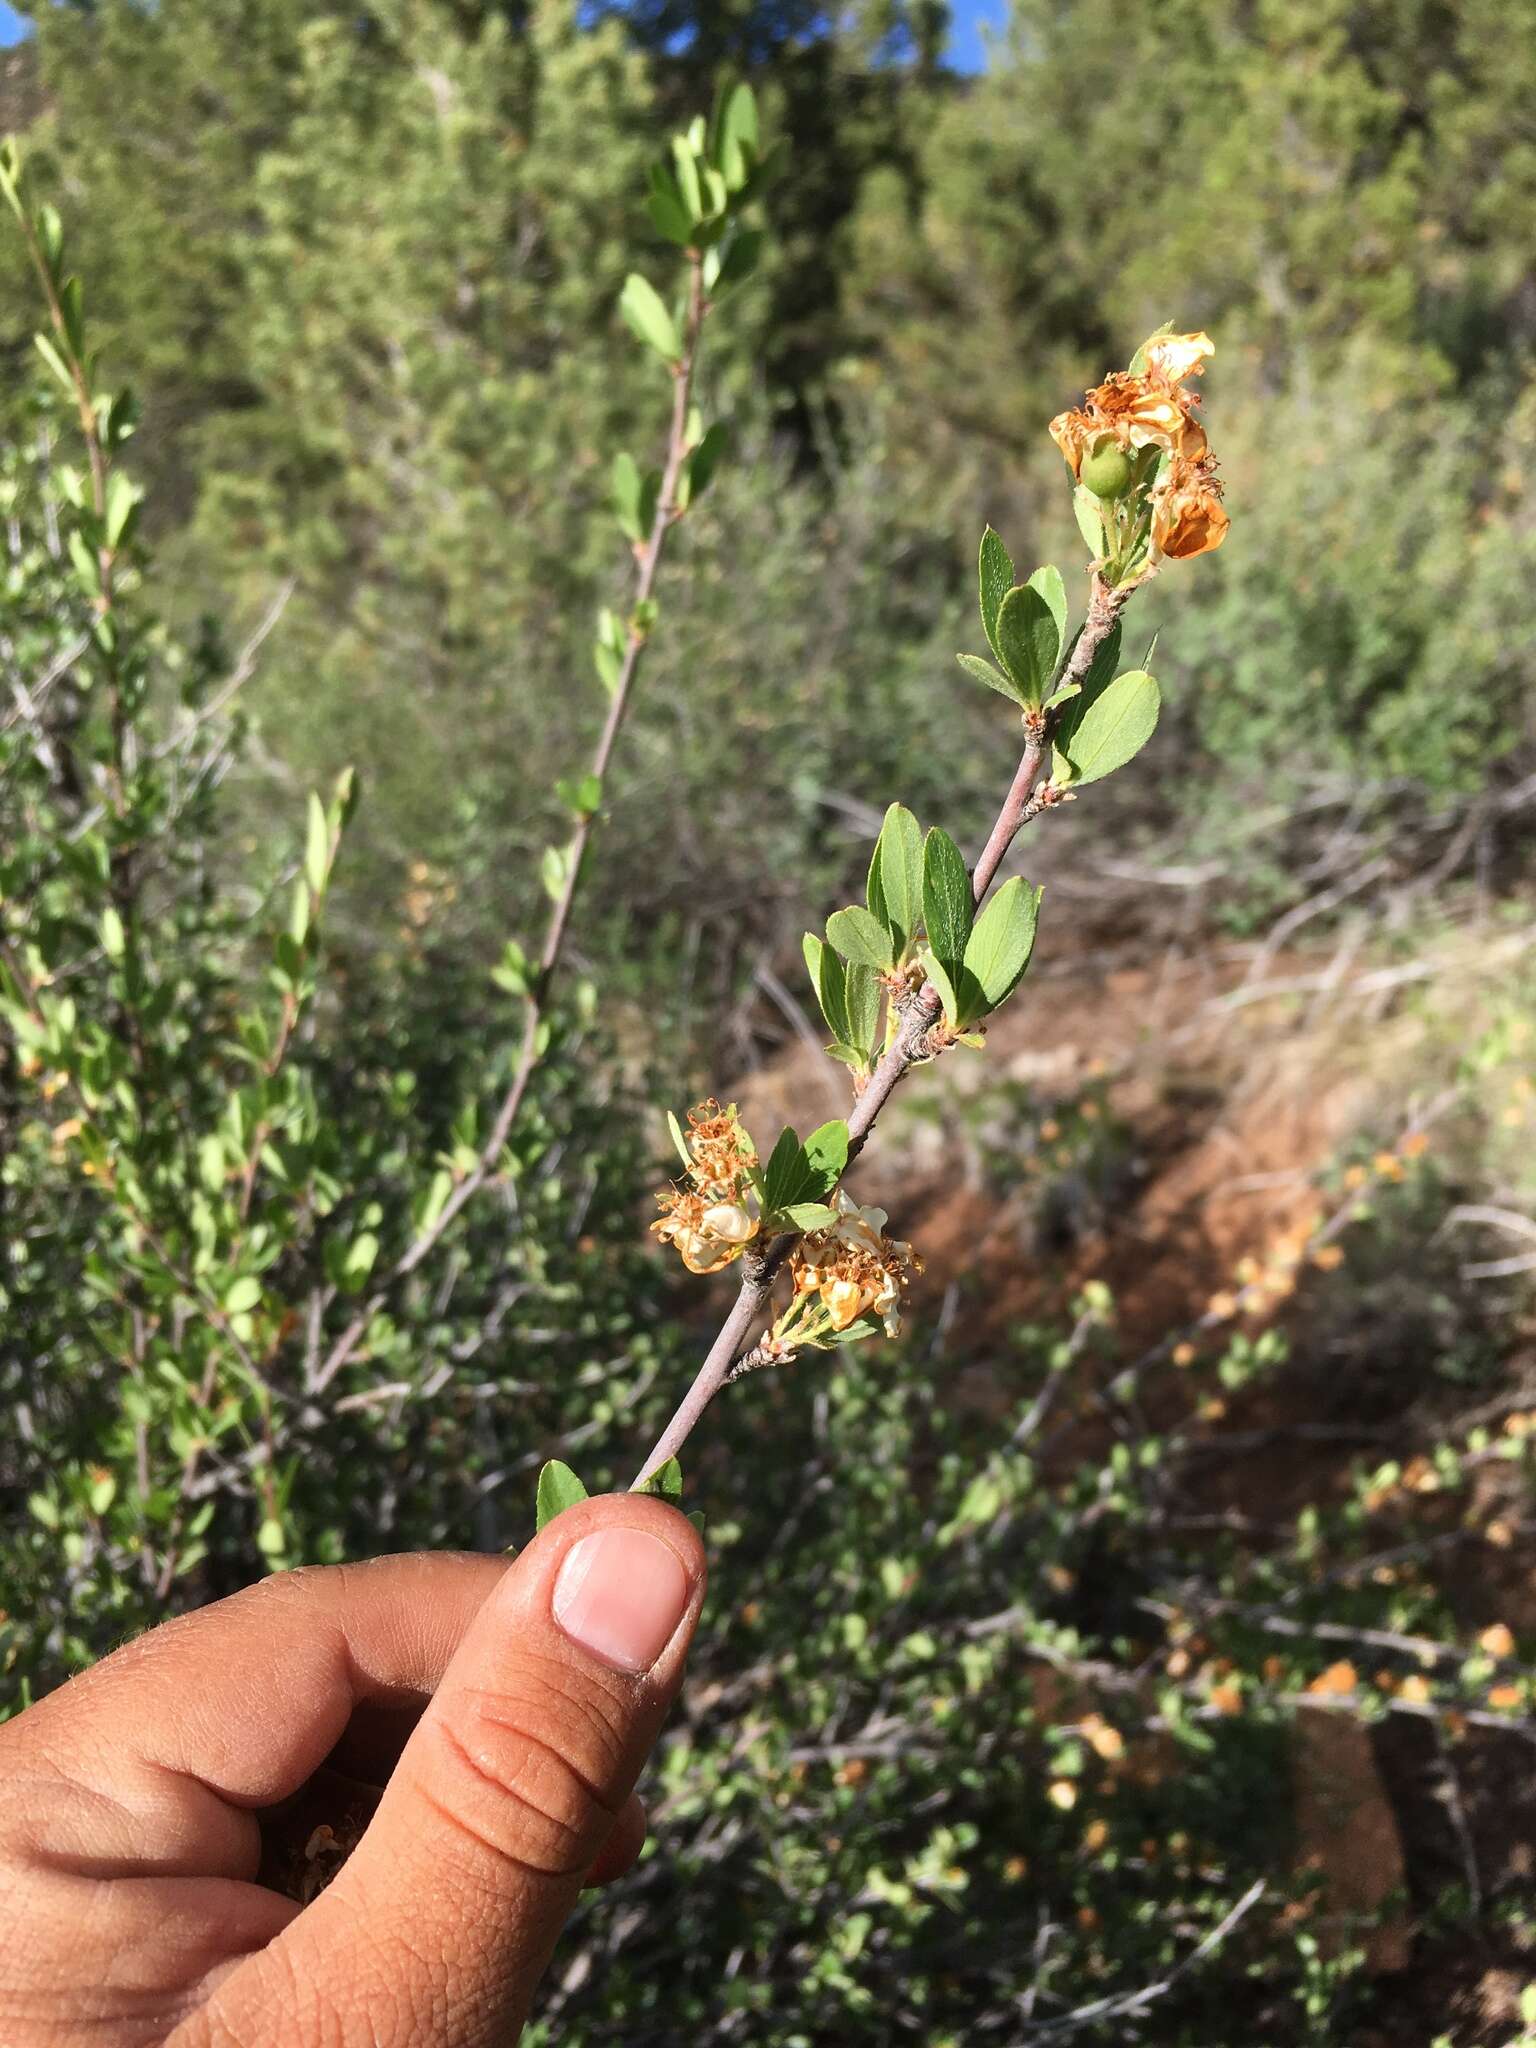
[947,0,1007,70]
[0,4,1008,66]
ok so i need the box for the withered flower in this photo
[653,1098,762,1273]
[654,1188,759,1274]
[785,1190,922,1342]
[1050,328,1228,568]
[1150,451,1229,560]
[1049,329,1214,479]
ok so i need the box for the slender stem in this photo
[311,258,710,1398]
[630,574,1131,1487]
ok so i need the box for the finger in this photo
[194,1494,704,2048]
[1,1551,507,1881]
[584,1790,647,1889]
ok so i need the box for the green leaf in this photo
[670,136,704,220]
[715,81,759,188]
[556,773,602,816]
[646,163,694,246]
[1051,622,1123,758]
[1072,486,1107,559]
[867,802,923,953]
[1027,565,1067,658]
[224,1276,261,1315]
[803,931,851,1044]
[788,1201,841,1232]
[921,827,972,972]
[33,331,74,398]
[960,877,1041,1021]
[802,1119,849,1193]
[683,421,730,504]
[197,1133,224,1193]
[843,959,881,1063]
[709,225,762,294]
[58,275,84,359]
[104,470,140,550]
[826,904,894,973]
[665,1108,693,1170]
[994,585,1058,705]
[763,1125,805,1213]
[535,1460,588,1531]
[978,526,1014,664]
[1055,670,1161,787]
[304,792,328,896]
[619,272,681,362]
[612,449,642,537]
[541,844,567,901]
[638,1455,684,1504]
[99,905,124,960]
[956,651,1025,707]
[921,949,960,1027]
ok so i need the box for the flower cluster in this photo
[1050,329,1229,566]
[769,1190,923,1354]
[653,1098,762,1274]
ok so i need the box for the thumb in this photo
[202,1494,704,2047]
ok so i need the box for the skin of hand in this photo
[0,1492,705,2046]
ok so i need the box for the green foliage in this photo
[536,1460,590,1530]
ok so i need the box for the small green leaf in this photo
[763,1126,805,1212]
[58,275,85,359]
[826,904,894,973]
[536,1460,589,1531]
[197,1133,224,1193]
[541,844,567,901]
[1072,486,1107,559]
[803,931,852,1045]
[802,1119,850,1192]
[843,960,881,1063]
[670,136,704,220]
[866,802,923,953]
[709,225,762,294]
[960,877,1041,1021]
[104,470,140,550]
[33,331,74,398]
[994,585,1058,705]
[556,773,602,816]
[956,652,1025,706]
[781,1202,838,1231]
[304,792,329,896]
[683,421,730,504]
[100,905,124,960]
[1051,622,1123,759]
[714,81,759,187]
[978,526,1014,664]
[921,949,961,1026]
[224,1276,261,1315]
[921,827,972,972]
[638,1455,684,1503]
[1055,670,1161,787]
[612,450,642,536]
[645,163,694,246]
[619,272,682,361]
[1026,565,1067,658]
[666,1109,693,1170]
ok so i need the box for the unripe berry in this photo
[1080,438,1135,500]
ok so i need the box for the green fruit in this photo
[1080,439,1135,500]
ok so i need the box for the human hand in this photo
[0,1493,704,2045]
